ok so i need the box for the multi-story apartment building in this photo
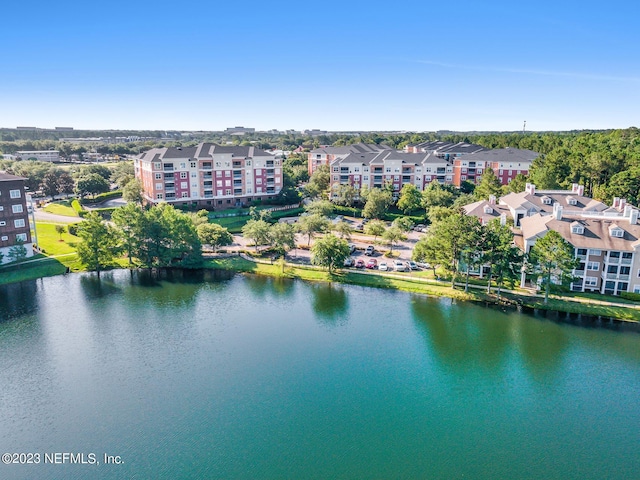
[404,140,487,159]
[15,150,60,162]
[519,203,640,295]
[0,173,33,264]
[328,151,453,200]
[452,148,539,186]
[135,143,283,209]
[307,143,392,176]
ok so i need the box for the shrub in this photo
[71,199,85,216]
[620,292,640,301]
[67,224,79,236]
[79,190,123,205]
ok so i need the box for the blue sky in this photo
[2,0,639,132]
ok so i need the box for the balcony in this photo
[266,161,274,167]
[201,162,212,170]
[266,188,275,194]
[164,188,175,194]
[234,189,243,195]
[164,173,174,179]
[402,168,412,174]
[234,180,242,186]
[203,181,213,187]
[602,272,630,281]
[621,258,632,265]
[204,193,214,199]
[340,176,349,183]
[402,176,411,183]
[373,168,383,173]
[266,169,275,175]
[266,180,275,186]
[572,269,585,276]
[340,168,349,173]
[202,173,212,180]
[165,182,175,188]
[163,165,174,171]
[576,254,587,261]
[436,169,446,174]
[233,162,242,168]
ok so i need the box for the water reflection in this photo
[79,272,121,299]
[410,296,567,381]
[0,280,40,322]
[310,283,349,327]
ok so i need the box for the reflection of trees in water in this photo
[410,296,566,381]
[0,280,39,321]
[79,272,121,299]
[310,283,349,327]
[243,274,295,301]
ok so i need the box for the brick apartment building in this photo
[0,173,33,264]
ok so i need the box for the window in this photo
[0,221,5,226]
[572,225,584,234]
[577,248,587,256]
[156,193,163,199]
[608,265,618,274]
[1,236,7,241]
[590,249,602,256]
[191,172,197,178]
[155,173,162,180]
[363,176,369,181]
[190,162,197,168]
[180,163,186,169]
[181,182,188,189]
[180,172,187,179]
[461,175,467,181]
[0,206,3,211]
[587,262,600,270]
[354,167,360,172]
[156,183,163,190]
[12,204,23,213]
[225,171,230,177]
[385,167,391,173]
[16,233,27,242]
[246,160,251,166]
[154,162,161,170]
[634,285,640,293]
[225,189,231,195]
[333,167,339,172]
[585,277,598,286]
[182,192,188,198]
[10,189,21,199]
[14,219,25,228]
[610,227,624,238]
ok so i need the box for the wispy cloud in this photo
[412,59,640,83]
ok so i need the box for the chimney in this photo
[500,213,507,226]
[571,183,579,193]
[553,203,563,220]
[488,194,496,205]
[624,204,633,217]
[620,198,627,211]
[613,197,620,209]
[630,209,639,225]
[525,183,536,195]
[578,185,584,196]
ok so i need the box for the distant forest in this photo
[2,127,640,206]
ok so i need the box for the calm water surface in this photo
[0,270,639,479]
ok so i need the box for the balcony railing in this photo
[572,269,585,276]
[602,272,630,280]
[164,188,175,193]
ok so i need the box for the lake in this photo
[1,269,639,479]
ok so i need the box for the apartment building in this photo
[452,148,539,186]
[307,143,392,176]
[15,150,60,162]
[328,151,453,200]
[404,140,487,159]
[0,173,33,264]
[135,143,282,209]
[519,203,640,295]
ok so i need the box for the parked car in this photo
[344,257,355,267]
[406,261,419,270]
[379,262,390,271]
[355,223,364,231]
[366,258,378,269]
[348,243,357,253]
[416,262,431,269]
[355,259,366,269]
[394,260,407,272]
[413,224,425,231]
[365,245,375,256]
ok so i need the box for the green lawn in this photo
[42,200,79,217]
[0,258,69,285]
[35,222,81,255]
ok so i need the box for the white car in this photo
[394,260,407,272]
[379,262,390,271]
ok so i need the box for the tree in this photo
[76,212,118,275]
[392,216,414,232]
[427,205,456,224]
[269,222,296,257]
[528,230,578,304]
[57,172,75,198]
[415,213,482,287]
[604,167,640,206]
[382,226,406,254]
[242,219,271,251]
[505,173,527,194]
[123,178,143,203]
[422,181,454,209]
[111,162,135,188]
[7,241,27,263]
[197,223,233,252]
[298,213,330,246]
[397,184,422,214]
[55,224,66,240]
[362,188,392,219]
[474,166,503,200]
[111,203,145,265]
[40,170,60,198]
[304,199,334,217]
[305,165,330,198]
[311,234,350,273]
[134,204,202,268]
[364,219,386,241]
[412,234,440,277]
[75,164,112,181]
[333,220,353,240]
[332,184,358,209]
[76,173,110,198]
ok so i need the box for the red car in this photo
[355,259,366,269]
[366,258,378,269]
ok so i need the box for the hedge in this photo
[71,199,85,216]
[620,292,640,301]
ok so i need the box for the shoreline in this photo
[2,254,640,326]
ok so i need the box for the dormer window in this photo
[484,206,493,214]
[567,196,577,206]
[542,196,552,205]
[609,226,624,238]
[571,222,584,235]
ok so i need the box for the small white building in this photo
[16,150,60,162]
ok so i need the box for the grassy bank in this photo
[42,200,78,217]
[202,256,640,322]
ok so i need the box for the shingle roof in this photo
[0,172,27,182]
[456,148,539,164]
